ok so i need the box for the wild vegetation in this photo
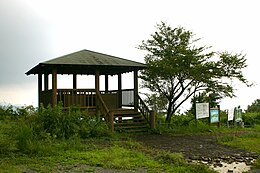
[0,101,260,172]
[0,104,216,173]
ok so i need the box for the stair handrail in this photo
[138,95,156,129]
[96,91,110,120]
[137,95,151,122]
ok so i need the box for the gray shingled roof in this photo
[26,49,146,75]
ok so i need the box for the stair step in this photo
[114,113,139,116]
[115,121,147,126]
[115,124,148,129]
[108,109,150,133]
[114,116,143,121]
[124,128,149,133]
[115,125,149,133]
[113,112,140,116]
[115,119,146,123]
[111,109,139,115]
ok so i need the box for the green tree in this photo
[246,99,260,113]
[138,22,250,124]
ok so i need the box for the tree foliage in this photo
[138,22,250,124]
[246,99,260,113]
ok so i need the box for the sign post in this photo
[227,108,235,128]
[234,106,243,127]
[195,103,210,119]
[195,103,209,127]
[210,106,220,127]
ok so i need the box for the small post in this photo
[110,112,114,132]
[217,105,221,128]
[194,102,198,128]
[150,110,156,129]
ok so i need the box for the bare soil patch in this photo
[135,133,258,167]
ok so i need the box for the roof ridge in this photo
[43,49,144,65]
[80,49,145,64]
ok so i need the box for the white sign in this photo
[228,108,235,121]
[196,103,209,119]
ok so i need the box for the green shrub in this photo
[243,112,260,126]
[171,113,195,126]
[34,104,82,139]
[33,103,110,140]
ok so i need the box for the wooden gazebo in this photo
[26,49,155,132]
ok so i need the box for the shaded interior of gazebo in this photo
[26,50,155,131]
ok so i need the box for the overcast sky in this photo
[0,0,259,111]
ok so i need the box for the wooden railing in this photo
[57,89,96,108]
[137,95,156,129]
[41,88,135,109]
[137,95,150,121]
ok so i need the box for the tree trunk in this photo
[165,111,172,124]
[165,102,174,124]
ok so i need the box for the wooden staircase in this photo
[112,109,149,132]
[96,92,155,132]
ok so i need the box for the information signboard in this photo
[228,108,235,121]
[195,103,209,119]
[235,107,243,122]
[210,109,220,123]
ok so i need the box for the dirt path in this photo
[135,133,258,169]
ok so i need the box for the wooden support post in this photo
[44,74,48,91]
[118,73,122,108]
[134,70,138,111]
[38,74,42,108]
[95,70,100,93]
[150,110,156,129]
[95,70,100,111]
[73,74,77,89]
[105,74,109,93]
[52,69,57,106]
[110,112,114,132]
[73,74,77,105]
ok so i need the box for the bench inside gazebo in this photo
[26,49,155,132]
